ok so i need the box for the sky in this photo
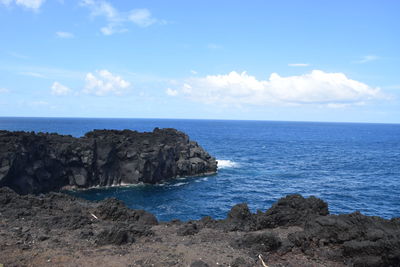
[0,0,399,123]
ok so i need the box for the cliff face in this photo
[0,128,217,194]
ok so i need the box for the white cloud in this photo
[83,70,131,96]
[0,87,10,93]
[176,70,384,107]
[20,71,47,78]
[51,81,72,96]
[0,0,45,10]
[80,0,164,35]
[190,70,198,75]
[81,0,117,19]
[288,63,310,67]
[129,9,157,27]
[354,55,380,64]
[56,31,74,39]
[166,88,178,96]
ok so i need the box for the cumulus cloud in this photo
[176,70,383,107]
[80,0,164,35]
[83,70,130,96]
[56,31,74,39]
[51,81,72,96]
[0,0,45,10]
[165,88,178,96]
[288,63,310,67]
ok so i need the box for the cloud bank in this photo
[83,70,130,96]
[173,70,383,107]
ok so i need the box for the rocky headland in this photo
[0,129,399,266]
[0,187,399,266]
[0,128,217,194]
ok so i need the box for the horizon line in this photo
[0,116,399,126]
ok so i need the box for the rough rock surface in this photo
[1,188,399,266]
[0,128,217,194]
[288,212,400,266]
[213,194,329,232]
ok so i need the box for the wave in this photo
[217,159,239,169]
[170,182,188,187]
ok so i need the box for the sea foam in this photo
[217,159,239,169]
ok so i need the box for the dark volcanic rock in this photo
[231,232,282,257]
[95,224,153,246]
[0,128,217,194]
[255,194,329,229]
[95,198,158,225]
[288,211,400,266]
[177,222,200,236]
[223,203,255,231]
[218,194,329,231]
[1,187,400,266]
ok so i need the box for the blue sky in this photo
[0,0,399,123]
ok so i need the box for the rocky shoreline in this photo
[1,187,399,267]
[0,128,217,194]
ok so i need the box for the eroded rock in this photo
[216,194,329,231]
[288,211,400,266]
[0,128,217,194]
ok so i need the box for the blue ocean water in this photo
[1,117,399,221]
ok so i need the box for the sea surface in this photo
[1,117,400,221]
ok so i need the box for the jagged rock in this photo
[223,203,255,231]
[255,194,329,229]
[288,211,400,266]
[1,187,399,266]
[0,128,217,194]
[176,222,199,236]
[95,198,158,225]
[217,195,329,231]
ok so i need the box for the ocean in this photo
[1,117,399,221]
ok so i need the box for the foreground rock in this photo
[0,128,217,194]
[1,188,399,266]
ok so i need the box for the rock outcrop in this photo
[1,188,399,266]
[209,194,329,232]
[0,128,217,194]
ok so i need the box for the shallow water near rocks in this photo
[1,117,399,221]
